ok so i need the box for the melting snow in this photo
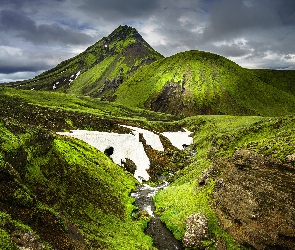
[161,129,193,150]
[57,127,193,182]
[145,205,153,216]
[57,130,151,181]
[120,125,164,151]
[75,71,81,79]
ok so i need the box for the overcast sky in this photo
[0,0,295,82]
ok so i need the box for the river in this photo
[131,183,184,250]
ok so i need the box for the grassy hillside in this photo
[0,88,168,249]
[0,120,157,249]
[154,114,295,249]
[1,88,175,124]
[6,25,163,98]
[114,50,295,117]
[250,69,295,96]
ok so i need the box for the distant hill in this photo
[250,69,295,96]
[8,25,163,98]
[6,26,295,117]
[114,50,295,116]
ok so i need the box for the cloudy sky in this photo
[0,0,295,82]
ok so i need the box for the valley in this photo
[1,25,295,249]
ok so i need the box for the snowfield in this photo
[57,126,192,182]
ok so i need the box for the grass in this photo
[2,87,175,123]
[0,118,156,249]
[114,50,295,117]
[153,114,295,249]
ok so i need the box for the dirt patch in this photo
[203,149,295,249]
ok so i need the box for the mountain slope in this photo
[113,50,295,116]
[250,68,295,96]
[8,25,163,98]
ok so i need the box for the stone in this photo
[285,153,295,163]
[11,230,45,250]
[182,212,210,249]
[211,149,295,249]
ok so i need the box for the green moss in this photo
[115,50,295,116]
[0,229,15,250]
[12,187,35,208]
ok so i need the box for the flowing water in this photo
[57,127,192,249]
[131,183,184,250]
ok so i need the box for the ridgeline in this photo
[1,25,295,249]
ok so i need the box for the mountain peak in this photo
[8,25,163,95]
[104,25,144,46]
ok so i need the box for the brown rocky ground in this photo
[200,149,295,249]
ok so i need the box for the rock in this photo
[198,163,220,185]
[286,153,295,163]
[11,230,45,250]
[211,149,295,250]
[182,212,210,249]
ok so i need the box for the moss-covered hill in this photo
[114,50,295,117]
[7,25,163,98]
[1,84,295,249]
[0,89,162,249]
[250,68,295,96]
[154,114,295,249]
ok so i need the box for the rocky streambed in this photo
[57,125,193,249]
[131,183,184,250]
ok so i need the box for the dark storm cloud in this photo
[79,0,160,21]
[0,47,55,74]
[0,64,46,74]
[0,0,295,82]
[202,0,281,41]
[0,10,94,45]
[276,0,295,25]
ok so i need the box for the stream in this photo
[131,182,184,250]
[57,126,192,249]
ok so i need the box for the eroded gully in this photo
[131,182,184,250]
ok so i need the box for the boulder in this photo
[11,230,45,250]
[286,153,295,163]
[182,212,210,249]
[211,149,295,249]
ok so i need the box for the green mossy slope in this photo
[7,25,163,97]
[114,50,295,116]
[154,114,295,249]
[250,69,295,96]
[0,121,155,249]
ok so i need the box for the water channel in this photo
[57,126,192,249]
[131,183,184,250]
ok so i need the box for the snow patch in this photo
[145,205,154,216]
[161,129,193,150]
[57,130,151,182]
[120,125,164,151]
[57,126,193,182]
[75,71,81,79]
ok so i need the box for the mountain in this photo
[113,50,295,116]
[250,68,295,96]
[7,26,295,117]
[8,25,163,99]
[1,26,295,249]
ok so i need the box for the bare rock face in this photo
[11,230,45,250]
[209,149,295,249]
[182,212,210,249]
